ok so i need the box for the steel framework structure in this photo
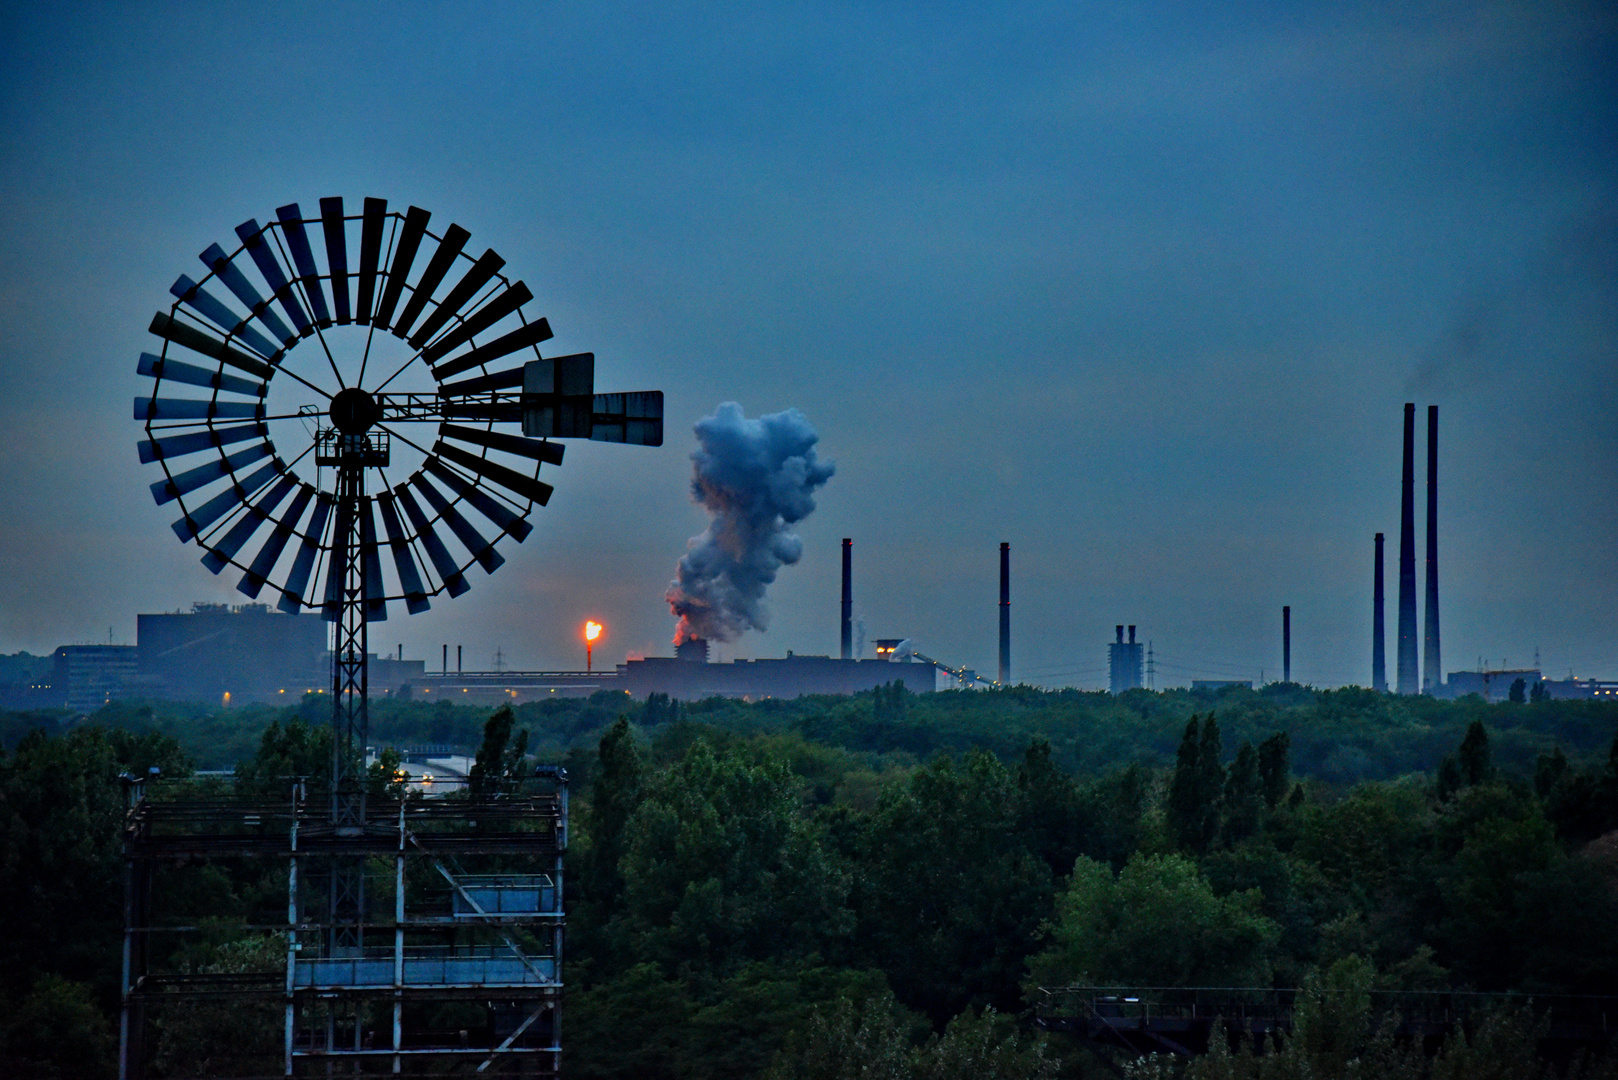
[120,773,568,1077]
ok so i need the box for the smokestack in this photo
[1116,625,1124,643]
[1283,606,1291,684]
[1128,625,1136,644]
[841,538,852,660]
[998,543,1010,685]
[1398,403,1418,693]
[442,643,447,675]
[1373,533,1387,692]
[457,645,462,674]
[1423,405,1441,694]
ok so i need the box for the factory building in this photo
[48,645,139,712]
[618,649,938,701]
[23,603,426,710]
[1109,625,1143,694]
[137,603,331,703]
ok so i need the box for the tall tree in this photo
[583,717,646,916]
[1220,742,1264,846]
[615,738,849,975]
[1456,720,1492,787]
[468,704,528,797]
[1028,852,1279,987]
[1169,715,1226,853]
[1015,738,1088,879]
[1257,731,1291,809]
[854,750,1053,1022]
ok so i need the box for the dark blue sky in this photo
[1,1,1612,688]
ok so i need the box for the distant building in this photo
[1443,668,1618,702]
[617,652,937,701]
[1445,668,1539,703]
[137,603,328,704]
[1191,680,1253,693]
[1539,678,1618,701]
[50,645,138,712]
[1109,625,1143,694]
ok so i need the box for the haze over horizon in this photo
[1,2,1612,690]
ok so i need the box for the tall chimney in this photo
[1128,625,1136,644]
[1397,403,1418,693]
[457,645,463,674]
[442,643,448,675]
[1283,606,1291,684]
[1423,405,1441,694]
[840,538,853,660]
[1116,625,1124,643]
[1372,533,1387,692]
[998,543,1010,685]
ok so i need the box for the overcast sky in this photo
[0,1,1612,690]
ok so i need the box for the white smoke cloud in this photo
[666,402,835,645]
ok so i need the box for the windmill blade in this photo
[151,441,273,505]
[375,490,431,614]
[371,205,430,331]
[201,473,297,573]
[238,217,316,336]
[439,423,566,466]
[320,495,354,620]
[137,353,265,399]
[430,318,554,381]
[391,223,469,339]
[276,204,334,327]
[320,197,351,324]
[407,248,505,350]
[436,365,526,397]
[172,459,281,543]
[355,197,387,323]
[359,498,388,622]
[169,275,281,359]
[392,482,470,598]
[409,473,505,574]
[277,492,333,612]
[423,457,533,543]
[140,421,266,465]
[201,243,297,348]
[419,281,533,365]
[148,313,274,381]
[135,396,265,422]
[239,482,315,598]
[236,219,312,337]
[432,440,553,507]
[589,391,665,446]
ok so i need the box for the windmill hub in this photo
[329,387,379,434]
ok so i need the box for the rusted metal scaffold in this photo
[119,769,567,1078]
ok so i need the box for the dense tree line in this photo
[8,680,1616,788]
[2,688,1616,1076]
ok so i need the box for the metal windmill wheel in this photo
[134,196,662,799]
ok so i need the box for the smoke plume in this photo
[667,403,835,645]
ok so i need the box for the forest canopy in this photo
[2,685,1615,1077]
